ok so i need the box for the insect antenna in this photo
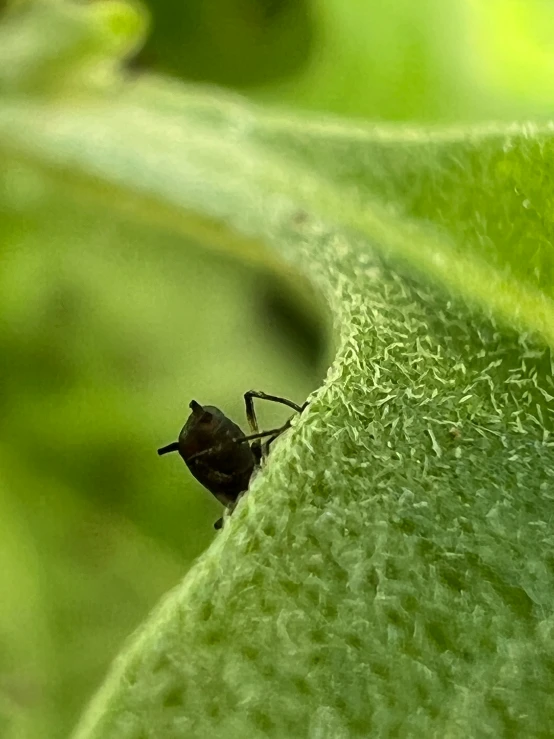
[158,442,180,456]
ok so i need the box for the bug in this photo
[158,390,307,529]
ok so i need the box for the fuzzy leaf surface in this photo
[1,4,554,737]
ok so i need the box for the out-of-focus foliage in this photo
[0,3,325,738]
[0,162,324,739]
[137,0,554,121]
[264,0,554,121]
[466,0,554,116]
[137,0,313,87]
[2,1,554,738]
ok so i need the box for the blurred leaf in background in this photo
[263,0,554,121]
[0,3,325,737]
[137,0,554,121]
[136,0,313,87]
[2,0,554,738]
[0,156,326,738]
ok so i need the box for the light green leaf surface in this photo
[3,86,554,343]
[2,3,554,737]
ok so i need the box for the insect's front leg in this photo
[243,390,306,461]
[244,390,304,419]
[244,391,260,435]
[248,438,262,464]
[213,490,246,530]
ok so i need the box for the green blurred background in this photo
[2,1,554,737]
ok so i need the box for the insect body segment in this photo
[158,399,256,508]
[158,391,306,529]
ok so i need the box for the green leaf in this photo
[0,0,147,96]
[0,463,57,739]
[272,0,554,121]
[1,3,554,737]
[3,86,554,343]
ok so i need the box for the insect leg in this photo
[238,418,294,445]
[244,391,260,435]
[264,433,281,455]
[244,390,304,417]
[250,440,263,465]
[244,391,307,460]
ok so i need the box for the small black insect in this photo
[158,390,306,529]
